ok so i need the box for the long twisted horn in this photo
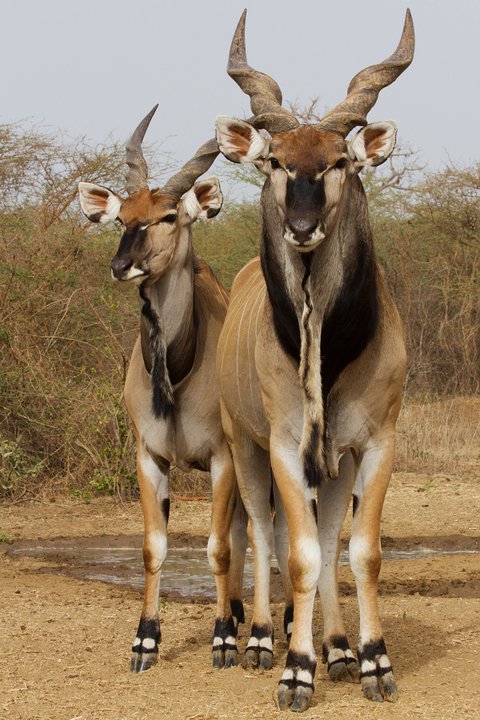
[125,104,158,195]
[317,9,415,137]
[228,9,298,133]
[162,138,219,199]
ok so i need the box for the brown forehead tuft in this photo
[271,126,347,173]
[119,188,178,226]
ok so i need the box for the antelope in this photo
[215,9,414,712]
[78,106,247,673]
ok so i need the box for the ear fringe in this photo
[78,182,121,223]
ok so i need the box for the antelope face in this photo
[268,127,350,251]
[78,178,223,283]
[216,117,397,253]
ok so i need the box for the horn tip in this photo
[403,8,415,50]
[228,9,248,72]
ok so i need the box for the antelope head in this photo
[216,10,414,252]
[79,105,222,283]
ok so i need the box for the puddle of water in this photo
[8,540,477,600]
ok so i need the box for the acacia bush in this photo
[0,123,478,498]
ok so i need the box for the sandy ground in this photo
[1,471,479,720]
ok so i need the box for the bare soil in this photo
[1,471,479,720]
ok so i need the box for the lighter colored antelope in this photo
[78,107,247,672]
[215,10,414,711]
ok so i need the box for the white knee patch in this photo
[349,535,380,578]
[293,536,321,589]
[145,530,167,571]
[207,534,227,574]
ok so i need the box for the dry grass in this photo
[395,396,480,474]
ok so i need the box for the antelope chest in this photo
[125,357,222,473]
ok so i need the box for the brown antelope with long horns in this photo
[78,106,247,672]
[215,9,414,711]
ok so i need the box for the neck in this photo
[139,235,197,418]
[260,177,378,485]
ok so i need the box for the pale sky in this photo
[2,0,478,192]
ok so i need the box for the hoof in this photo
[277,650,316,712]
[130,617,160,673]
[322,636,359,683]
[212,615,238,669]
[130,650,158,673]
[244,645,273,671]
[244,623,274,670]
[359,638,399,703]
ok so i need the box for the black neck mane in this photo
[260,220,378,403]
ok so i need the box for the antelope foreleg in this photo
[131,445,169,673]
[208,449,239,668]
[350,439,398,702]
[271,440,320,712]
[317,452,359,683]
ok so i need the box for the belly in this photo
[217,259,270,445]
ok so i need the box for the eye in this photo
[160,213,177,224]
[334,157,348,170]
[269,157,280,170]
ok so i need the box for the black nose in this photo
[110,256,132,278]
[287,217,318,239]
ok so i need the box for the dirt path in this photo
[1,471,479,720]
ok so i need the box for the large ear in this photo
[349,121,397,167]
[182,176,223,221]
[215,116,270,164]
[78,182,122,223]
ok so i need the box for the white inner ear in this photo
[215,116,270,163]
[183,176,223,220]
[78,182,122,223]
[183,186,202,220]
[246,128,271,162]
[349,121,397,166]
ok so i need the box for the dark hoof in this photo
[212,615,238,669]
[131,617,160,673]
[244,645,273,670]
[359,638,398,702]
[323,635,359,683]
[244,623,274,670]
[212,644,239,669]
[277,650,316,712]
[328,658,359,682]
[130,650,158,673]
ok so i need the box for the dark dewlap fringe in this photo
[139,286,174,419]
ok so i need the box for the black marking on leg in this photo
[283,605,294,638]
[132,617,161,651]
[310,498,318,521]
[162,498,170,525]
[131,616,161,673]
[230,599,245,625]
[245,623,275,670]
[322,635,359,683]
[358,638,388,663]
[322,634,350,662]
[212,616,236,647]
[278,651,316,710]
[212,614,238,669]
[285,650,316,675]
[250,623,274,643]
[358,637,397,701]
[352,493,359,516]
